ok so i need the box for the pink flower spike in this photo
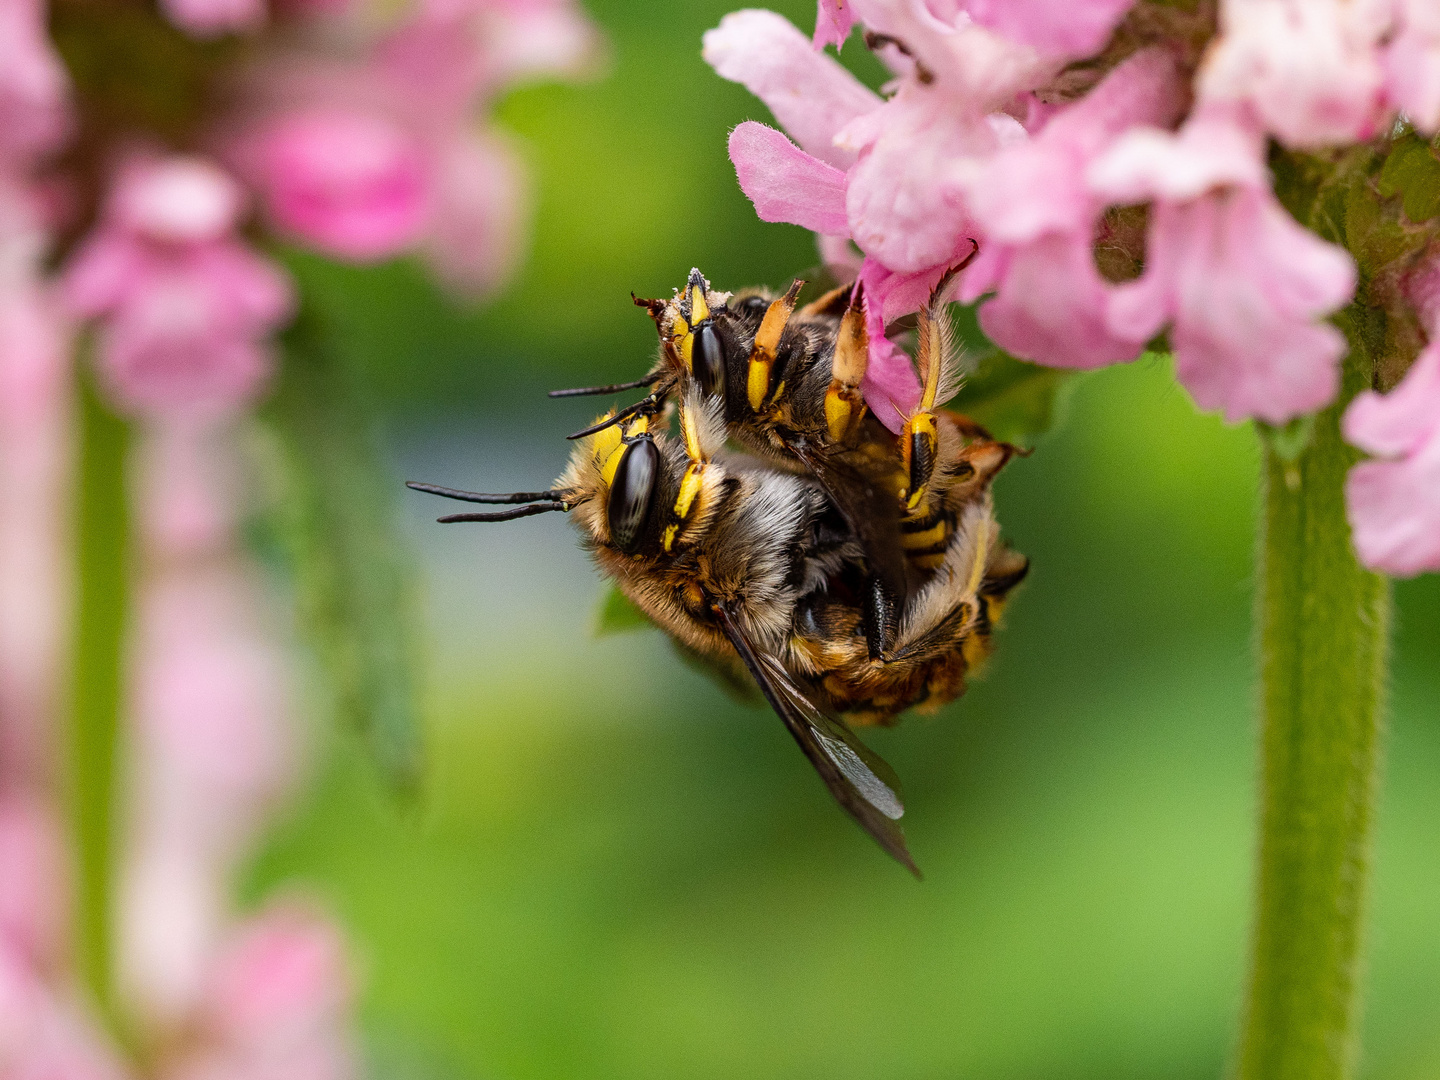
[705,10,881,170]
[1198,0,1388,148]
[813,0,857,51]
[1343,344,1440,576]
[158,0,265,38]
[249,110,432,262]
[728,122,849,235]
[112,158,245,244]
[963,0,1135,59]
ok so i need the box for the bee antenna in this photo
[406,481,569,505]
[437,503,570,524]
[565,390,663,440]
[547,372,660,398]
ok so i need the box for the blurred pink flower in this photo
[118,420,295,1029]
[0,800,66,970]
[161,903,357,1080]
[1384,0,1440,132]
[421,129,529,296]
[0,0,72,164]
[812,0,855,50]
[243,110,431,261]
[1199,0,1388,148]
[1343,340,1440,576]
[159,0,265,41]
[1088,107,1356,423]
[958,48,1183,368]
[61,156,292,418]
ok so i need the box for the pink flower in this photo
[812,0,856,50]
[958,48,1183,368]
[1088,107,1356,423]
[0,800,66,970]
[158,0,265,40]
[60,156,292,418]
[421,129,529,298]
[243,110,432,261]
[962,0,1136,59]
[0,0,72,164]
[1383,0,1440,132]
[705,9,880,170]
[117,420,296,1028]
[726,121,849,235]
[1343,341,1440,576]
[1199,0,1389,148]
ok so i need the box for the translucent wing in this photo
[711,602,919,876]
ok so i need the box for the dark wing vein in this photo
[711,603,919,876]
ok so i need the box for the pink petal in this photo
[159,0,265,38]
[421,130,529,298]
[704,10,881,169]
[59,232,145,319]
[111,157,244,244]
[1198,0,1387,148]
[1166,191,1352,423]
[1344,342,1440,457]
[1383,1,1440,133]
[1087,104,1269,204]
[0,0,72,162]
[967,48,1182,243]
[204,902,353,1046]
[0,799,67,968]
[861,330,922,433]
[250,110,433,262]
[842,91,996,273]
[813,0,857,50]
[978,232,1145,368]
[728,121,849,235]
[859,255,960,327]
[1346,435,1440,576]
[963,0,1135,58]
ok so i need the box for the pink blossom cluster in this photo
[704,0,1440,576]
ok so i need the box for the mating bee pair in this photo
[409,270,1028,873]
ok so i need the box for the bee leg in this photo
[745,279,804,411]
[898,291,947,513]
[861,573,900,660]
[824,284,869,445]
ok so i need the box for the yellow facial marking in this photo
[600,442,626,486]
[680,331,695,373]
[747,357,771,410]
[690,284,710,324]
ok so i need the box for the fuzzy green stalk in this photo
[1236,362,1391,1080]
[69,370,129,1026]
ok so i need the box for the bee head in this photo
[655,268,743,402]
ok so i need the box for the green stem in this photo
[69,370,129,1025]
[1237,389,1391,1080]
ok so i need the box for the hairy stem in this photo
[69,371,129,1024]
[1237,388,1390,1080]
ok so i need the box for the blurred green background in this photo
[243,0,1440,1077]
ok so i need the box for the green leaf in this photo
[1377,134,1440,223]
[951,349,1076,447]
[259,301,424,794]
[593,585,653,637]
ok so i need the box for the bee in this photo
[554,266,1027,678]
[408,393,921,872]
[415,275,1030,873]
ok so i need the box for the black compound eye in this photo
[738,295,769,319]
[692,322,726,398]
[607,437,660,554]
